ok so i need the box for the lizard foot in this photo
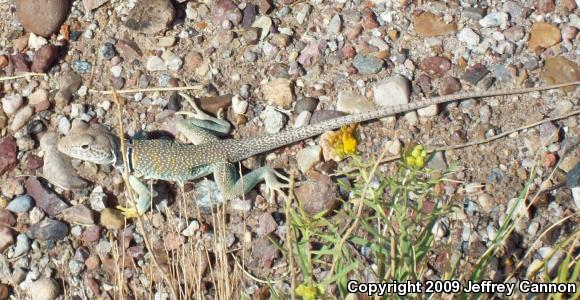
[264,168,291,203]
[176,92,212,121]
[116,205,140,219]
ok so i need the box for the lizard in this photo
[57,81,580,216]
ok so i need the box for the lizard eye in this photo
[81,144,91,150]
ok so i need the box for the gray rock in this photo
[29,278,60,300]
[327,15,342,34]
[458,28,480,47]
[27,218,69,241]
[353,55,383,74]
[6,195,34,213]
[296,146,321,174]
[11,233,31,257]
[263,106,286,134]
[478,12,508,28]
[337,92,375,114]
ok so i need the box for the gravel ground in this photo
[0,0,579,299]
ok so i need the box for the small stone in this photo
[40,132,88,190]
[294,97,318,113]
[417,104,439,117]
[211,0,242,26]
[61,204,95,225]
[59,71,82,95]
[420,56,451,78]
[31,45,58,73]
[125,0,175,35]
[294,111,311,128]
[0,226,14,251]
[181,220,200,237]
[2,94,23,115]
[16,0,69,37]
[28,88,50,112]
[528,22,561,51]
[6,195,34,213]
[327,15,342,35]
[462,7,486,20]
[458,28,480,47]
[562,26,578,41]
[26,177,70,217]
[540,56,580,93]
[58,117,71,134]
[99,42,116,60]
[0,55,8,69]
[81,225,102,242]
[157,36,176,47]
[263,106,286,134]
[413,11,458,37]
[10,53,30,72]
[0,136,18,175]
[261,79,294,108]
[504,26,525,42]
[463,63,489,85]
[242,28,260,45]
[296,146,321,174]
[29,278,60,300]
[295,171,338,215]
[10,106,34,132]
[115,39,142,63]
[83,0,108,11]
[297,40,326,67]
[252,236,279,268]
[146,56,166,72]
[242,4,257,28]
[232,96,248,114]
[257,213,277,236]
[0,209,15,227]
[72,60,92,74]
[352,54,383,74]
[162,50,183,71]
[373,74,410,107]
[479,12,509,28]
[337,92,375,114]
[361,8,379,30]
[27,218,69,240]
[184,52,203,71]
[12,233,31,257]
[440,77,461,95]
[537,0,555,13]
[100,208,125,230]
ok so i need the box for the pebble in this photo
[263,106,286,134]
[373,75,410,107]
[110,65,122,77]
[99,43,116,60]
[12,233,31,257]
[2,94,23,115]
[146,56,166,72]
[440,77,461,95]
[26,177,70,217]
[31,45,58,73]
[57,117,71,134]
[28,89,50,112]
[337,92,375,113]
[16,0,69,37]
[352,54,383,74]
[462,7,486,21]
[6,195,34,213]
[0,226,14,251]
[72,60,92,74]
[294,171,338,215]
[125,0,175,35]
[0,137,18,176]
[61,204,95,225]
[10,106,34,132]
[296,146,321,174]
[540,56,580,93]
[83,0,108,11]
[413,11,458,37]
[528,22,561,51]
[420,56,451,78]
[0,209,15,227]
[100,208,125,230]
[29,278,60,300]
[212,0,242,26]
[297,40,326,67]
[463,63,489,85]
[327,15,342,35]
[257,213,277,237]
[27,218,69,240]
[39,132,88,190]
[427,152,447,170]
[181,220,200,237]
[242,4,257,28]
[476,193,494,213]
[478,12,509,28]
[294,111,311,128]
[162,50,183,71]
[195,179,225,209]
[457,28,480,48]
[261,79,294,108]
[81,225,102,242]
[232,95,248,114]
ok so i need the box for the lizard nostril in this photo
[81,144,90,150]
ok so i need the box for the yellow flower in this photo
[329,124,358,159]
[403,144,427,168]
[295,284,324,300]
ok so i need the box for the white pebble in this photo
[58,117,71,134]
[232,95,248,114]
[110,65,122,77]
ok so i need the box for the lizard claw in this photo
[116,205,140,219]
[264,168,290,203]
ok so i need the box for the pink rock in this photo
[31,45,59,73]
[211,0,242,26]
[420,56,452,78]
[25,177,70,217]
[0,137,18,176]
[0,226,14,251]
[297,40,326,67]
[82,0,108,11]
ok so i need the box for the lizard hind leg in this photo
[175,93,231,144]
[176,92,231,134]
[213,162,290,202]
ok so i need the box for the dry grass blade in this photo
[0,72,46,81]
[89,84,205,95]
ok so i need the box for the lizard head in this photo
[57,120,120,165]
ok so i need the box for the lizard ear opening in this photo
[81,144,91,150]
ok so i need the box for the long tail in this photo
[228,81,580,162]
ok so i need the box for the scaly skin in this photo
[57,81,580,215]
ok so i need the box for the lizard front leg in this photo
[213,162,290,203]
[117,175,154,218]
